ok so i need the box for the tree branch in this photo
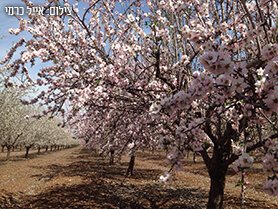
[227,132,278,165]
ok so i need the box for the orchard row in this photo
[1,1,278,209]
[0,79,78,160]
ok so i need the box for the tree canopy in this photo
[1,0,278,208]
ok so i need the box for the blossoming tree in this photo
[0,87,34,159]
[1,0,278,209]
[18,111,76,158]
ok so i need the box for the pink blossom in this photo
[200,51,233,75]
[233,152,254,174]
[166,152,176,163]
[264,179,278,196]
[264,86,278,112]
[149,103,161,115]
[190,140,203,152]
[127,142,135,149]
[262,44,278,61]
[262,154,277,171]
[174,161,183,171]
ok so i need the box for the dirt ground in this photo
[0,146,277,209]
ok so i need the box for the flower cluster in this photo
[166,149,184,171]
[263,179,278,196]
[233,152,254,174]
[160,90,191,116]
[190,140,204,152]
[173,161,183,171]
[200,51,234,75]
[231,140,244,156]
[262,45,278,112]
[262,139,277,174]
[264,86,278,113]
[262,154,277,173]
[261,43,278,61]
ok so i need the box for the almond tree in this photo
[0,74,76,158]
[17,110,71,157]
[0,89,32,159]
[1,0,278,209]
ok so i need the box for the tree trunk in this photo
[109,150,114,165]
[45,146,48,152]
[37,146,41,154]
[6,146,11,160]
[206,147,229,209]
[1,145,5,152]
[203,120,234,209]
[25,146,31,158]
[126,155,135,176]
[193,152,196,163]
[207,171,226,209]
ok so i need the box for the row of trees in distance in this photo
[0,70,78,160]
[1,0,278,209]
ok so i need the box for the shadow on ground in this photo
[1,149,276,209]
[1,149,207,209]
[16,182,207,209]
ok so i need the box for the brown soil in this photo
[0,147,277,209]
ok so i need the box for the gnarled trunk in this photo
[202,121,234,209]
[207,168,227,209]
[206,147,229,209]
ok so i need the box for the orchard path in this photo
[0,146,81,197]
[0,147,277,208]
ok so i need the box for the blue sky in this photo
[0,0,91,81]
[0,0,48,83]
[0,0,149,82]
[0,0,79,83]
[0,0,27,61]
[0,0,96,102]
[0,0,150,106]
